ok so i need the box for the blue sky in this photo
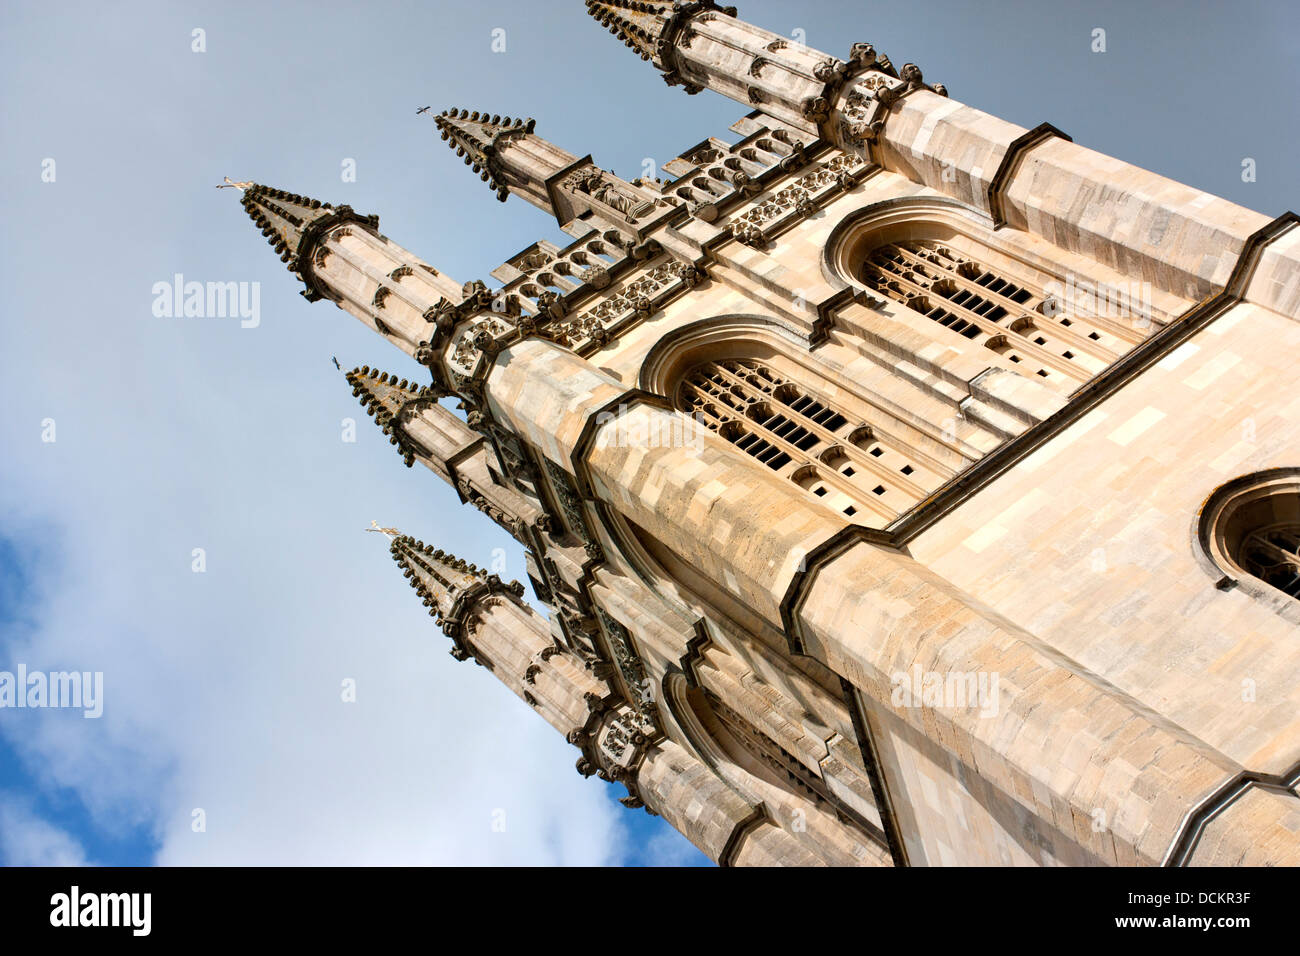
[0,0,1295,866]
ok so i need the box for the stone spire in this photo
[345,365,542,541]
[434,109,566,208]
[387,533,526,661]
[382,531,633,783]
[345,366,438,469]
[583,1,937,140]
[226,180,469,358]
[432,107,667,236]
[584,0,686,61]
[234,183,379,300]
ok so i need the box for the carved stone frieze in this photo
[596,609,659,735]
[550,258,702,352]
[727,152,870,246]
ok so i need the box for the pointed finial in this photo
[433,108,541,203]
[584,1,680,62]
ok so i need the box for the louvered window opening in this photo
[862,240,1145,385]
[679,358,954,524]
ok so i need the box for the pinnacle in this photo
[432,108,536,202]
[237,184,334,273]
[388,534,490,622]
[584,1,676,62]
[344,365,433,468]
[229,183,377,299]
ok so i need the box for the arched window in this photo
[860,240,1130,384]
[677,357,951,525]
[1199,469,1300,610]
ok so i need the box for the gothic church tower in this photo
[227,1,1300,866]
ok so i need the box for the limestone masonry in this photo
[228,1,1300,866]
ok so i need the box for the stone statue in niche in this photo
[564,168,654,222]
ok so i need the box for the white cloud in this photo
[0,292,631,865]
[0,793,90,866]
[0,471,628,864]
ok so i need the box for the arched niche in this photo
[661,673,886,866]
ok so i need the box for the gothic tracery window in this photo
[1239,527,1300,599]
[860,240,1146,386]
[677,356,954,525]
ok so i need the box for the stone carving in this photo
[535,289,565,320]
[727,153,867,246]
[814,57,847,83]
[683,144,722,166]
[580,264,611,289]
[555,261,683,346]
[596,609,659,735]
[729,170,760,196]
[673,262,704,287]
[662,71,704,95]
[730,219,767,249]
[518,249,553,270]
[601,721,630,761]
[543,459,593,542]
[801,94,831,123]
[458,479,524,539]
[451,315,511,372]
[563,168,654,222]
[848,42,877,69]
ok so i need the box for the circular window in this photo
[1197,468,1300,611]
